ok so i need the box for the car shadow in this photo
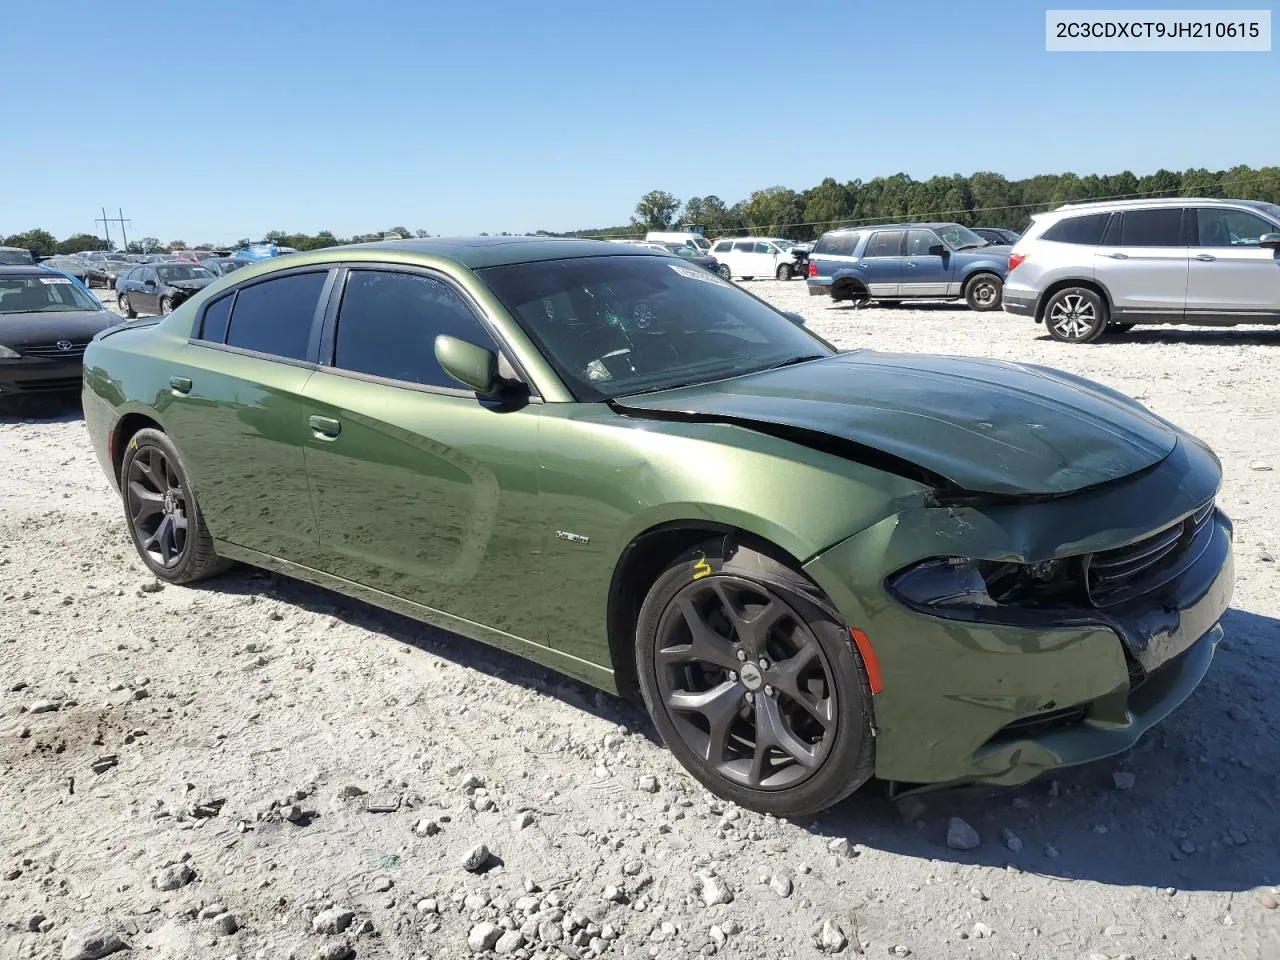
[1035,327,1280,346]
[190,565,662,744]
[828,300,965,312]
[0,393,83,424]
[811,606,1280,893]
[192,563,1278,892]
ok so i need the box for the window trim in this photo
[863,230,906,258]
[1113,207,1187,248]
[317,262,542,402]
[905,228,942,256]
[1188,205,1279,247]
[187,265,337,367]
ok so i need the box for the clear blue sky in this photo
[3,0,1276,245]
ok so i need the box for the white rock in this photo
[638,775,659,793]
[817,919,848,953]
[61,928,126,960]
[971,922,993,939]
[152,862,195,891]
[494,930,523,954]
[469,922,503,952]
[946,817,981,850]
[462,843,491,872]
[770,873,794,897]
[700,875,734,906]
[312,907,355,935]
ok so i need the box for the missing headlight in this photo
[888,556,1084,615]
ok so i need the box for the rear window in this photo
[224,271,327,361]
[813,232,860,256]
[199,294,233,343]
[1041,213,1111,245]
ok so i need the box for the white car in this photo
[644,231,711,252]
[708,237,800,280]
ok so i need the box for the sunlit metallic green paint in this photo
[83,239,1231,787]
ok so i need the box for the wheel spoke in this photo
[756,695,821,770]
[771,642,834,729]
[658,595,741,671]
[128,481,164,520]
[711,581,785,655]
[667,681,745,764]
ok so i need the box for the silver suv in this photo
[1003,197,1280,343]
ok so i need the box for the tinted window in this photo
[1193,208,1276,247]
[905,230,938,256]
[199,294,233,343]
[813,233,860,256]
[754,242,772,254]
[1042,213,1110,245]
[732,240,754,253]
[712,240,731,253]
[334,270,497,389]
[225,271,326,360]
[864,231,904,257]
[1118,208,1184,247]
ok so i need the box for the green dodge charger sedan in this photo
[83,238,1233,816]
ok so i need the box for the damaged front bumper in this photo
[803,437,1233,787]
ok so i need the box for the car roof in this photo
[822,221,960,235]
[0,265,49,277]
[1055,196,1262,212]
[321,236,656,269]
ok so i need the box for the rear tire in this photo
[717,264,732,281]
[635,538,875,817]
[118,293,136,319]
[1045,287,1108,343]
[964,272,1003,311]
[121,428,229,584]
[775,263,793,281]
[1109,322,1135,333]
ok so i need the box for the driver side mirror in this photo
[928,244,947,257]
[782,311,807,327]
[1260,233,1280,249]
[435,335,500,395]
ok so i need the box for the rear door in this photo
[902,229,951,296]
[1185,206,1280,322]
[165,267,334,564]
[860,230,905,297]
[137,268,159,313]
[1093,207,1188,321]
[728,240,755,278]
[300,265,546,637]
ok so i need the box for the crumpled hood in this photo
[168,278,216,293]
[614,351,1177,497]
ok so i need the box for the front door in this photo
[860,229,904,297]
[902,229,951,296]
[1185,206,1280,322]
[164,268,334,563]
[1093,207,1188,321]
[300,266,546,640]
[136,267,159,313]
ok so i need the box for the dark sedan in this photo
[203,257,249,277]
[39,256,91,284]
[0,266,119,398]
[85,257,134,289]
[116,263,218,317]
[649,241,721,273]
[972,226,1021,246]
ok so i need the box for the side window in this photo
[754,242,772,254]
[1041,212,1110,245]
[1194,208,1275,247]
[864,231,904,258]
[712,240,732,253]
[732,240,754,253]
[905,230,938,256]
[225,271,327,361]
[1118,208,1184,247]
[199,293,234,343]
[333,270,498,390]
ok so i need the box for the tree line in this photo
[7,164,1279,256]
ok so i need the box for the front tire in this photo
[1045,287,1108,343]
[964,272,1003,311]
[635,539,875,817]
[775,263,793,281]
[160,297,174,316]
[121,428,228,584]
[118,293,136,319]
[717,264,732,281]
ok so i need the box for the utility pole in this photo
[95,207,112,250]
[117,208,131,252]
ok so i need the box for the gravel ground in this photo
[1,284,1277,960]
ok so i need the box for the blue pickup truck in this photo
[806,222,1011,311]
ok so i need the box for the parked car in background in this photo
[1004,197,1280,343]
[709,237,804,281]
[85,257,134,289]
[645,230,711,253]
[972,227,1021,246]
[38,256,91,285]
[81,236,1232,816]
[233,241,297,262]
[203,257,249,277]
[807,222,1011,311]
[0,266,118,397]
[0,247,35,265]
[116,262,218,317]
[643,241,721,273]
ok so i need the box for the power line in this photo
[573,172,1279,239]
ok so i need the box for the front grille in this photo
[13,377,82,393]
[21,341,89,360]
[1086,500,1214,606]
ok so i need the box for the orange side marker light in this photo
[849,628,883,696]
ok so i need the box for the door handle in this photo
[308,415,341,439]
[1106,252,1129,259]
[904,261,917,268]
[1194,254,1216,262]
[169,376,192,395]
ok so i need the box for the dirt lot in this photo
[2,285,1277,960]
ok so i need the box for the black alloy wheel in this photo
[126,444,189,568]
[636,542,875,815]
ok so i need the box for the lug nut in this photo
[728,671,738,683]
[764,685,775,697]
[758,658,769,670]
[736,649,747,662]
[744,692,754,705]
